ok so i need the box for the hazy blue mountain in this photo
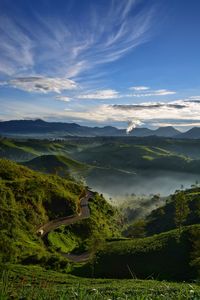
[153,126,180,137]
[129,127,153,137]
[176,127,200,139]
[0,119,125,136]
[0,119,184,138]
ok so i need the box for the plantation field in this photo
[1,264,200,300]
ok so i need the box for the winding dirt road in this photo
[37,191,93,237]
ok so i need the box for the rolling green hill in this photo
[0,158,200,298]
[2,136,200,196]
[72,141,200,173]
[2,137,200,175]
[0,158,119,268]
[72,185,200,281]
[145,188,200,235]
[23,154,90,180]
[76,225,200,281]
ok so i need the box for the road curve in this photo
[60,251,91,262]
[37,191,93,237]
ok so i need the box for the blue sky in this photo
[1,0,200,130]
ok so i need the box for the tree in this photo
[174,191,190,235]
[124,219,146,238]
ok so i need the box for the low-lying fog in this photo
[87,170,200,198]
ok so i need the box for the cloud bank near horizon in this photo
[1,96,200,130]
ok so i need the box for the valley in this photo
[1,136,200,196]
[0,136,200,299]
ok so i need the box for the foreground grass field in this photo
[1,264,200,300]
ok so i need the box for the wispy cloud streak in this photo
[0,0,155,81]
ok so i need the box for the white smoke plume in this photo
[126,120,143,134]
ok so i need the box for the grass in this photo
[0,264,200,299]
[48,228,80,253]
[75,225,200,281]
[0,158,120,269]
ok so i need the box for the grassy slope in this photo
[1,264,200,300]
[0,158,119,268]
[48,192,121,254]
[79,186,200,281]
[146,188,200,235]
[2,137,200,174]
[0,158,84,266]
[76,225,200,281]
[0,138,77,162]
[73,142,200,174]
[23,154,91,180]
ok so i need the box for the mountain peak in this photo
[154,126,180,137]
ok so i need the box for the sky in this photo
[1,0,200,131]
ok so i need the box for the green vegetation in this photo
[24,154,91,180]
[146,188,200,235]
[46,192,121,255]
[1,138,200,298]
[1,264,200,300]
[0,158,84,267]
[0,158,119,269]
[76,225,200,281]
[2,136,200,196]
[174,191,190,234]
[2,136,200,176]
[48,229,80,253]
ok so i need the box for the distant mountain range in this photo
[0,119,200,138]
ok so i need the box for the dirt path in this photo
[37,191,93,262]
[37,191,93,237]
[60,251,91,262]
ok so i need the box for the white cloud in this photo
[2,96,200,131]
[75,87,176,100]
[77,89,120,100]
[127,89,176,97]
[0,16,34,76]
[188,96,200,101]
[1,76,77,93]
[129,86,149,91]
[55,96,72,102]
[151,121,200,128]
[0,1,155,79]
[63,99,200,128]
[154,89,176,96]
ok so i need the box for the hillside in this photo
[123,187,200,237]
[76,225,200,281]
[2,137,200,196]
[23,154,90,180]
[0,159,119,267]
[75,187,200,281]
[145,188,200,235]
[72,140,200,177]
[0,158,200,298]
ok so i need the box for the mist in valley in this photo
[86,170,200,223]
[87,170,200,199]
